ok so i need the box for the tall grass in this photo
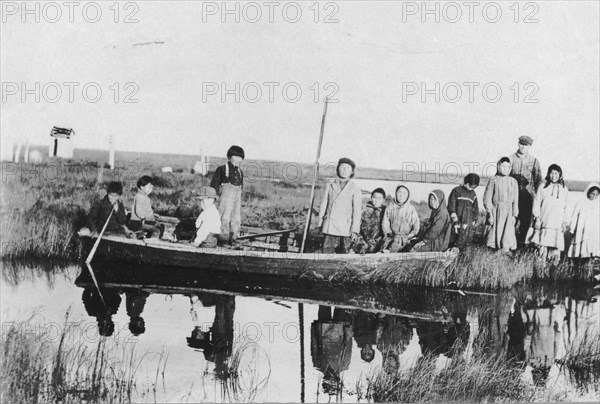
[219,339,271,402]
[0,310,168,403]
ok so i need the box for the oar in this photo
[84,207,116,309]
[300,98,329,253]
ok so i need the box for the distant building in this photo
[49,126,75,158]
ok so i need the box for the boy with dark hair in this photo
[210,145,244,244]
[448,173,480,248]
[355,188,386,254]
[129,175,163,238]
[87,181,134,238]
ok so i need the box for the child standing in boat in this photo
[568,183,600,259]
[210,146,245,244]
[448,173,480,248]
[484,157,519,252]
[87,181,134,238]
[192,187,222,248]
[318,158,362,254]
[381,185,420,253]
[355,188,386,254]
[531,164,569,262]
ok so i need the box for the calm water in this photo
[1,261,598,402]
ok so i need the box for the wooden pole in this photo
[300,98,329,253]
[299,303,305,403]
[84,207,115,310]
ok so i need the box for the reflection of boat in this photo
[75,261,484,322]
[78,233,458,280]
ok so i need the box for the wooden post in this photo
[108,135,115,169]
[300,98,329,253]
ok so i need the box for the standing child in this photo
[355,188,386,254]
[412,189,452,252]
[381,185,420,253]
[192,187,222,248]
[568,183,600,259]
[87,181,134,238]
[129,175,163,237]
[318,158,362,254]
[448,173,480,248]
[484,157,520,252]
[532,164,569,262]
[210,146,244,244]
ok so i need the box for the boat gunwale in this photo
[80,234,458,262]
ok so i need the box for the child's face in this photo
[229,156,243,167]
[371,193,384,208]
[499,162,511,176]
[587,189,600,201]
[396,187,409,204]
[338,163,353,179]
[107,193,121,205]
[549,170,560,183]
[200,198,215,209]
[429,194,440,210]
[141,183,154,195]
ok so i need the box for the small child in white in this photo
[192,187,222,248]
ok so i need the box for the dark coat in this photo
[420,189,452,252]
[87,195,128,233]
[359,202,385,252]
[210,162,243,194]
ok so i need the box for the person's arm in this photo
[472,194,479,225]
[381,207,393,252]
[533,158,543,192]
[87,200,100,233]
[210,166,223,195]
[562,188,570,231]
[569,200,581,234]
[116,202,134,237]
[512,179,519,218]
[407,206,420,239]
[135,194,154,222]
[532,187,542,228]
[422,214,444,243]
[193,218,210,246]
[483,179,495,224]
[447,188,458,222]
[317,183,330,228]
[350,187,362,237]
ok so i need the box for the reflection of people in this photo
[509,136,543,247]
[526,304,565,386]
[352,310,379,362]
[417,312,469,359]
[187,293,235,377]
[126,289,149,336]
[82,287,121,337]
[377,315,413,373]
[311,306,353,395]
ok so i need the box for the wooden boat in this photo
[78,225,458,278]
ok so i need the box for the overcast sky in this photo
[2,1,599,181]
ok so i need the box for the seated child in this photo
[129,175,163,238]
[87,181,134,238]
[381,185,420,252]
[448,173,480,248]
[192,187,221,248]
[317,157,363,254]
[412,190,452,252]
[568,182,600,259]
[355,188,386,254]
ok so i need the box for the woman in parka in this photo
[381,185,420,253]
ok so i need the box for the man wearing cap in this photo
[193,186,221,248]
[510,136,542,247]
[318,157,363,254]
[210,145,245,244]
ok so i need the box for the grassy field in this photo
[1,159,597,289]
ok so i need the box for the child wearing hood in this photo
[448,173,480,248]
[381,185,420,253]
[318,158,363,254]
[484,157,520,252]
[531,164,570,261]
[412,189,452,252]
[355,188,386,254]
[568,183,600,258]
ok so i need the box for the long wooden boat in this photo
[78,229,458,278]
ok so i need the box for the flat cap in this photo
[518,136,533,145]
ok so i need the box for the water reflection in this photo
[2,258,597,402]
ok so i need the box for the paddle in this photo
[300,98,329,253]
[84,207,116,310]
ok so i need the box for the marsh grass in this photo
[1,310,168,404]
[366,345,529,402]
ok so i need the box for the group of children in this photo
[87,139,599,263]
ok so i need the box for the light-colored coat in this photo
[318,179,362,236]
